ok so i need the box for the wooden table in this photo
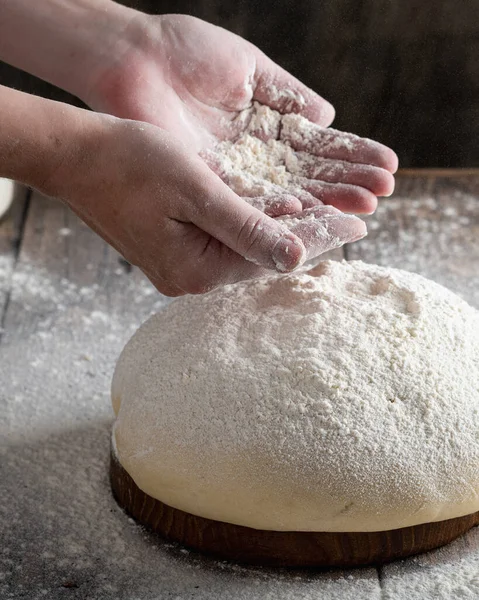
[0,172,478,599]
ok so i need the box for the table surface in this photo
[0,173,478,600]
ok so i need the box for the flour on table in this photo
[112,260,479,533]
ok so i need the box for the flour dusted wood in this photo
[112,261,479,532]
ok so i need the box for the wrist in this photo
[66,1,146,103]
[37,111,114,203]
[80,10,159,113]
[0,0,142,101]
[0,84,108,198]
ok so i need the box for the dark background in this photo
[1,0,478,168]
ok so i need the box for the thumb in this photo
[188,161,307,272]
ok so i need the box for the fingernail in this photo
[272,235,306,272]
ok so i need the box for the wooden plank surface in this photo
[1,191,156,339]
[0,176,478,598]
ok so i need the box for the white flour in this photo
[207,102,367,203]
[203,103,368,264]
[354,186,479,308]
[112,260,479,533]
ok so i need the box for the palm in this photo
[89,14,397,215]
[147,16,259,146]
[91,15,335,150]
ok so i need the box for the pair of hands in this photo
[43,12,397,296]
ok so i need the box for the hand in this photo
[0,5,398,297]
[85,13,398,216]
[44,113,366,296]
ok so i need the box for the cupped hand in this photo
[47,114,366,296]
[85,14,398,217]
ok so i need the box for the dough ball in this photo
[112,261,479,532]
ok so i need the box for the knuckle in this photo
[236,214,268,255]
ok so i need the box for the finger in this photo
[201,149,324,213]
[203,147,384,213]
[156,219,266,294]
[244,193,302,217]
[285,152,395,197]
[183,156,307,272]
[252,49,335,127]
[300,180,378,214]
[146,272,187,297]
[168,207,366,294]
[278,205,368,260]
[288,187,324,209]
[281,114,399,173]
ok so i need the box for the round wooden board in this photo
[110,449,479,568]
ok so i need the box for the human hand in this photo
[86,13,398,216]
[44,113,366,296]
[0,4,398,296]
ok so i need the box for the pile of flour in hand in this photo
[202,102,371,264]
[205,102,358,218]
[112,260,479,533]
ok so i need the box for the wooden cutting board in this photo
[110,448,479,568]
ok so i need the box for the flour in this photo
[380,551,479,600]
[208,103,311,198]
[112,260,479,533]
[0,259,381,600]
[263,85,306,113]
[208,102,369,204]
[353,184,479,308]
[204,103,368,261]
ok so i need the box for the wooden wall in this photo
[1,0,478,168]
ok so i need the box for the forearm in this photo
[0,0,139,100]
[0,84,98,192]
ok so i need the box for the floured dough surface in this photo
[111,261,479,532]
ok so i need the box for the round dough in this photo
[112,261,479,532]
